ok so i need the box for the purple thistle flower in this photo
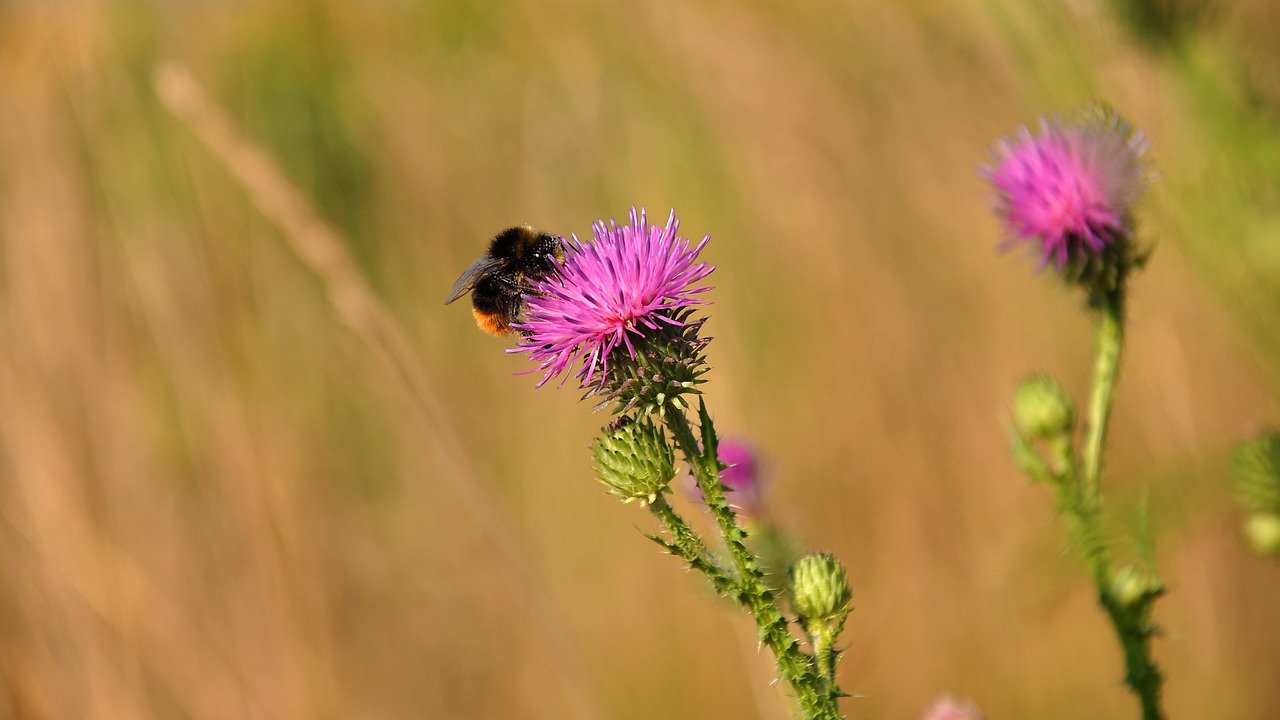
[985,108,1150,269]
[512,208,714,389]
[921,696,985,720]
[683,438,767,518]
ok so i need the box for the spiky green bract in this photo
[1014,375,1075,441]
[586,308,710,417]
[591,416,676,506]
[1062,234,1149,311]
[1230,431,1280,514]
[789,553,853,624]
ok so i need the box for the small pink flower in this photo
[921,695,985,720]
[511,208,713,389]
[985,107,1150,269]
[684,439,766,518]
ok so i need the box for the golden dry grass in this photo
[2,1,1279,718]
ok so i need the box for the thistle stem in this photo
[646,496,738,598]
[1078,288,1166,720]
[664,407,842,720]
[1081,293,1123,517]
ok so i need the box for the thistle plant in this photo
[986,105,1167,720]
[1229,430,1280,559]
[510,208,852,719]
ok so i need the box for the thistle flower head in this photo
[921,696,985,720]
[684,438,767,518]
[512,208,714,408]
[985,106,1150,273]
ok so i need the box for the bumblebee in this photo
[444,225,565,336]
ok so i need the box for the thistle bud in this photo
[789,552,852,624]
[1230,431,1280,514]
[1110,565,1149,609]
[1013,376,1075,440]
[591,416,676,506]
[1244,513,1280,559]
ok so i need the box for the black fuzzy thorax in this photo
[481,227,565,324]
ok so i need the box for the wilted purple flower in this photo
[985,108,1149,269]
[921,696,985,720]
[512,208,714,389]
[685,438,766,518]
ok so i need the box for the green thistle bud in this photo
[592,309,710,417]
[591,416,676,506]
[1110,565,1149,609]
[1013,376,1075,441]
[789,552,852,624]
[1244,513,1280,559]
[1230,431,1280,514]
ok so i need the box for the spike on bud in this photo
[789,552,852,624]
[1014,376,1075,441]
[591,416,676,506]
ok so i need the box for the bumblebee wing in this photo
[444,255,504,304]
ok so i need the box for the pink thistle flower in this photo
[985,108,1150,270]
[921,696,985,720]
[512,208,714,390]
[684,438,767,518]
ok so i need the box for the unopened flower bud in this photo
[1014,376,1074,440]
[1230,431,1280,514]
[591,416,675,506]
[1110,565,1148,609]
[789,552,852,623]
[1244,513,1280,559]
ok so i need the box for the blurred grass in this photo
[2,1,1280,718]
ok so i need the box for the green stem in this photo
[1078,288,1166,720]
[804,618,841,693]
[1100,596,1165,720]
[1081,293,1124,517]
[664,408,842,720]
[646,496,738,598]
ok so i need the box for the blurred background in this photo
[2,0,1279,718]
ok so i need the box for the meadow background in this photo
[2,0,1280,718]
